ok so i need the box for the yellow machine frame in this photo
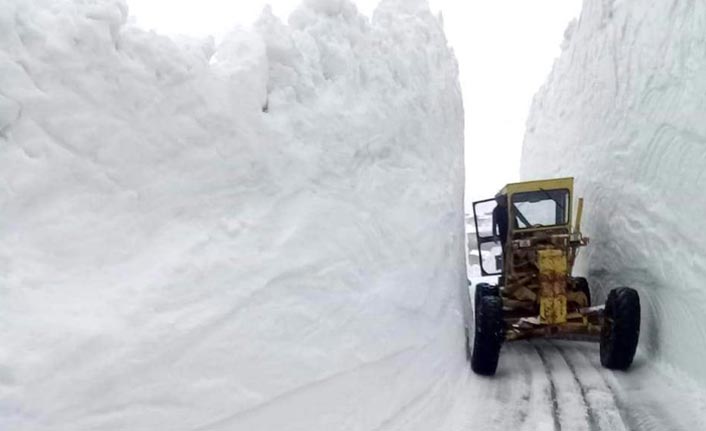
[470,181,641,375]
[474,177,598,342]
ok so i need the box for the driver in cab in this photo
[492,194,509,252]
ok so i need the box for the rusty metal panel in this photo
[538,249,568,324]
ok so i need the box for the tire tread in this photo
[600,287,640,370]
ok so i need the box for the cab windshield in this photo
[512,189,569,229]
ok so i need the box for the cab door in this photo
[471,198,503,277]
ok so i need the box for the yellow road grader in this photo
[468,178,641,376]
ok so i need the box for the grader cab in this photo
[468,178,641,376]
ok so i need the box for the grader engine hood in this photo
[538,249,568,324]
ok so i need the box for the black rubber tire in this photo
[600,287,640,370]
[474,283,499,312]
[574,277,591,307]
[471,295,504,376]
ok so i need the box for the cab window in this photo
[512,189,569,229]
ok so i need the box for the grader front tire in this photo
[600,287,640,370]
[474,283,499,311]
[471,296,504,376]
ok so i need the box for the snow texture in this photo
[522,0,706,388]
[0,0,466,429]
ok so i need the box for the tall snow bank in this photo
[0,0,466,429]
[522,0,706,387]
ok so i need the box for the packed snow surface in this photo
[522,0,706,388]
[0,0,468,429]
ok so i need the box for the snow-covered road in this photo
[451,340,706,431]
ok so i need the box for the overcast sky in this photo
[127,0,583,203]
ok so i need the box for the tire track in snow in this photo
[575,343,686,431]
[581,347,656,431]
[465,346,525,431]
[534,340,618,431]
[531,343,562,431]
[494,344,534,430]
[553,343,625,431]
[466,341,705,431]
[532,344,563,431]
[514,350,533,429]
[463,343,550,431]
[513,343,555,431]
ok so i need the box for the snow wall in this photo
[522,0,706,387]
[0,0,467,429]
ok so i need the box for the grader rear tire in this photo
[600,287,640,370]
[471,296,504,376]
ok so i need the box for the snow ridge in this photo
[0,0,465,429]
[522,0,706,388]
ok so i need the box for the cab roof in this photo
[498,177,574,197]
